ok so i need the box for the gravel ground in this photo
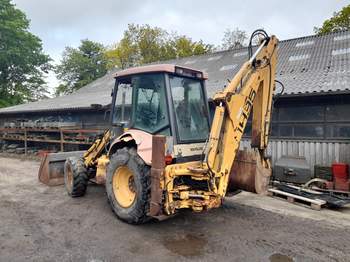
[0,156,349,262]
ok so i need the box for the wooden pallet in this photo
[268,188,327,211]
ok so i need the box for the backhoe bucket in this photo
[228,149,272,195]
[38,151,84,186]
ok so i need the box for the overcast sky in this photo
[12,0,348,90]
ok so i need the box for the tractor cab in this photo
[110,64,210,163]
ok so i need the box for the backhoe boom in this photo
[161,34,278,215]
[207,35,278,196]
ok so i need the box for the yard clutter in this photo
[273,156,311,184]
[332,163,349,191]
[270,158,350,210]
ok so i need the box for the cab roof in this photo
[115,64,208,80]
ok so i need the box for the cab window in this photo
[132,74,170,134]
[170,76,209,142]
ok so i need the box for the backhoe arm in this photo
[206,35,278,197]
[155,32,278,216]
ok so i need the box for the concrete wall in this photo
[240,139,350,174]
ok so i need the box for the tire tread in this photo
[64,157,89,197]
[106,147,151,224]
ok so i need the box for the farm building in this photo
[0,30,349,174]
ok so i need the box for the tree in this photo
[105,24,168,69]
[165,35,213,59]
[105,39,138,70]
[0,0,51,108]
[55,39,108,95]
[314,4,350,34]
[105,24,212,69]
[221,28,247,50]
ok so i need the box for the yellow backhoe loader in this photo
[39,30,279,224]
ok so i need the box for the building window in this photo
[270,124,279,137]
[241,99,350,141]
[326,124,350,138]
[244,122,252,136]
[233,51,248,57]
[326,105,350,121]
[288,54,310,61]
[331,48,350,56]
[279,124,293,137]
[278,105,324,122]
[220,64,237,71]
[208,56,222,61]
[294,125,324,138]
[184,60,196,65]
[334,34,350,41]
[295,41,314,47]
[214,95,350,141]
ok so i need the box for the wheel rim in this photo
[66,165,73,191]
[113,166,136,208]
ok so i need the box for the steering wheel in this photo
[137,107,157,123]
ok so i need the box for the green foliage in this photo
[0,0,51,108]
[55,39,108,95]
[56,24,213,95]
[105,24,213,69]
[314,4,350,34]
[166,35,213,58]
[221,28,247,50]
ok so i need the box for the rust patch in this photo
[251,130,262,148]
[149,135,165,217]
[228,149,271,194]
[38,154,65,186]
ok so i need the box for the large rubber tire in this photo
[106,147,151,224]
[64,157,89,197]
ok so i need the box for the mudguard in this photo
[108,129,153,165]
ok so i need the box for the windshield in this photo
[170,75,209,142]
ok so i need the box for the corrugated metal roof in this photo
[0,69,118,114]
[1,30,349,114]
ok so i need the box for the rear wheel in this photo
[64,157,89,197]
[106,147,151,224]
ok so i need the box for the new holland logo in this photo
[190,147,203,152]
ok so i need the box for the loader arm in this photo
[37,130,111,186]
[83,130,111,167]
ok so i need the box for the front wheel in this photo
[106,147,151,224]
[64,157,89,197]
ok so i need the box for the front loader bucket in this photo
[228,149,272,195]
[38,151,84,186]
